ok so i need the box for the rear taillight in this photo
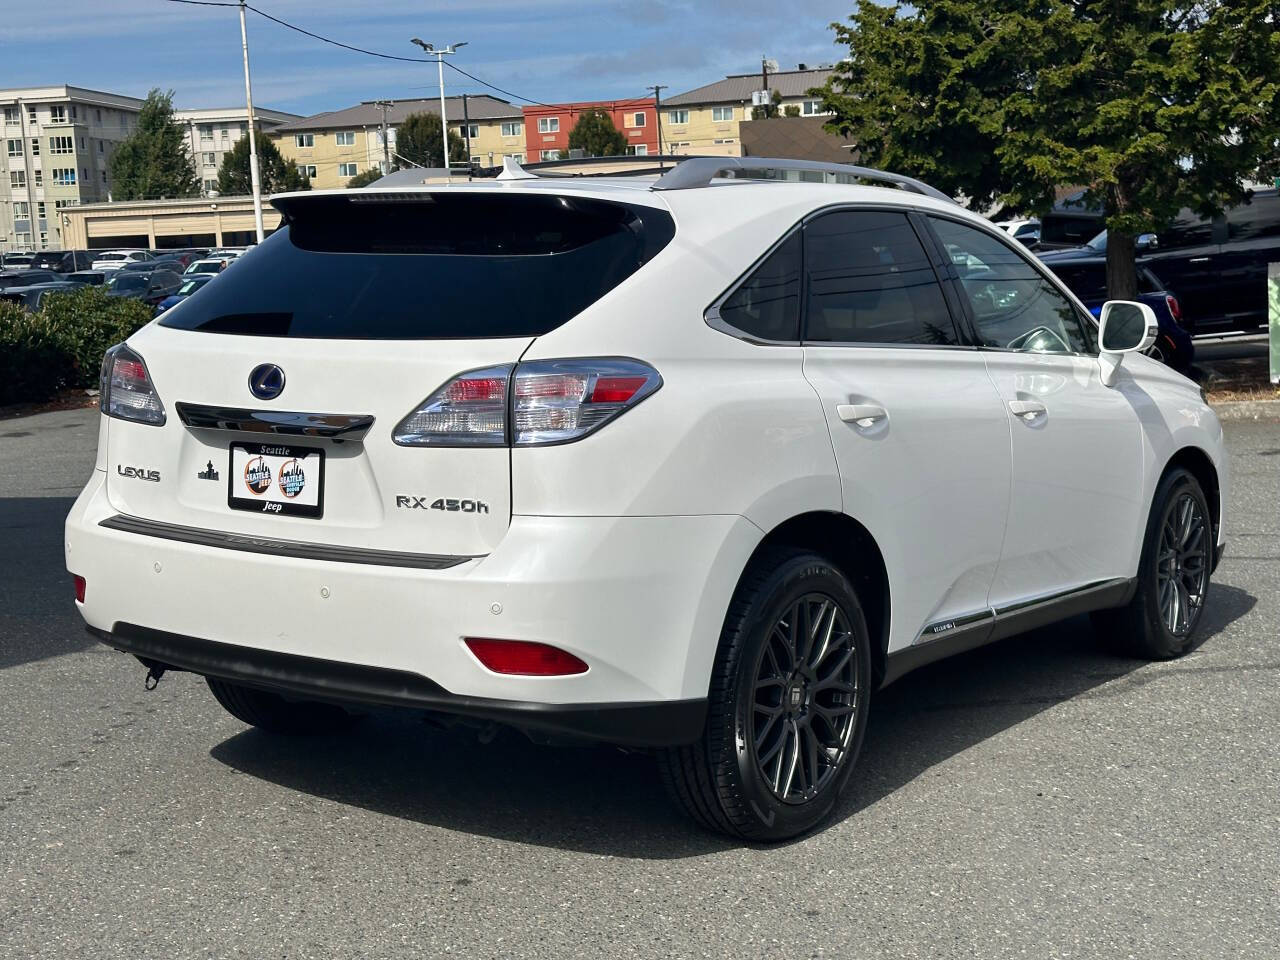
[464,638,589,676]
[100,344,166,426]
[72,575,86,604]
[1165,295,1185,326]
[393,358,661,447]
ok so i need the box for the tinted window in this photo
[162,193,675,339]
[1226,192,1280,241]
[109,274,148,292]
[931,217,1092,354]
[1158,209,1213,249]
[804,210,956,345]
[717,232,801,341]
[1048,263,1107,302]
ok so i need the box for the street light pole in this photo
[410,39,467,173]
[238,0,264,243]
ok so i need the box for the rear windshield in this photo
[109,274,148,292]
[160,192,675,339]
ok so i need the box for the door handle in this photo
[836,403,887,426]
[1188,257,1211,263]
[1007,399,1047,421]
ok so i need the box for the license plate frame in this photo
[227,441,325,519]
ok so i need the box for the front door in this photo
[799,209,1011,651]
[927,215,1146,610]
[1141,209,1224,331]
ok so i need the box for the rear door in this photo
[800,208,1011,648]
[105,190,676,559]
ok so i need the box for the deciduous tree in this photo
[108,89,199,200]
[817,1,1280,298]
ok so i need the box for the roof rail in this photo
[649,156,954,204]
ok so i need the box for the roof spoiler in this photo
[648,157,954,204]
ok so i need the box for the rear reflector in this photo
[464,638,589,676]
[73,575,86,604]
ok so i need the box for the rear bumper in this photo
[88,623,706,747]
[66,469,759,738]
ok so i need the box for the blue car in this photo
[1042,258,1194,372]
[153,274,214,316]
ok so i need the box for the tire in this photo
[658,548,872,841]
[1092,467,1214,659]
[206,677,360,735]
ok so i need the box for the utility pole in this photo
[238,0,264,243]
[462,93,472,177]
[375,99,393,174]
[410,39,467,173]
[648,85,667,170]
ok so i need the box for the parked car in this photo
[29,250,95,273]
[0,251,36,269]
[146,250,203,270]
[0,281,82,310]
[153,274,215,315]
[66,270,109,286]
[69,158,1227,840]
[1042,259,1194,371]
[184,257,233,275]
[91,249,154,272]
[0,269,58,290]
[1035,189,1106,250]
[994,218,1040,244]
[105,267,183,306]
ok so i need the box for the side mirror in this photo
[1098,300,1158,386]
[1136,233,1158,251]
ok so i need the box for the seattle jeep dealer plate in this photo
[227,442,324,518]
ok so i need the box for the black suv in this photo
[1040,189,1280,333]
[29,250,95,273]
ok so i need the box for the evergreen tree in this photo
[396,112,466,168]
[346,167,385,188]
[216,134,310,195]
[567,109,628,157]
[817,1,1280,298]
[108,89,199,200]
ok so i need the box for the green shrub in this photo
[0,286,155,406]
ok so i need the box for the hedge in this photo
[0,287,154,406]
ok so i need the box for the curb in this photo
[1210,397,1280,421]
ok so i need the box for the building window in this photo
[539,149,561,161]
[27,105,37,124]
[50,136,73,154]
[33,169,41,186]
[199,124,213,142]
[53,199,79,209]
[626,144,649,156]
[5,139,20,157]
[712,106,734,122]
[339,162,358,177]
[538,117,559,134]
[49,105,67,124]
[3,107,18,125]
[295,134,314,148]
[102,171,108,183]
[16,232,30,248]
[631,112,646,127]
[13,201,29,218]
[52,168,76,185]
[668,109,689,125]
[10,170,25,188]
[78,136,85,149]
[801,100,824,116]
[39,231,48,248]
[37,201,45,218]
[335,131,355,146]
[98,141,103,153]
[70,105,77,120]
[303,165,317,179]
[220,126,230,141]
[713,138,736,144]
[457,123,479,140]
[469,155,483,165]
[95,109,102,122]
[31,138,40,156]
[201,152,216,167]
[510,153,525,163]
[203,178,217,193]
[240,122,248,135]
[501,121,522,137]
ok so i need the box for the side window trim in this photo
[906,210,980,347]
[921,212,1099,357]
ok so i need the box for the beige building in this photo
[175,106,301,196]
[60,195,281,251]
[1,85,149,253]
[271,95,525,189]
[662,66,836,157]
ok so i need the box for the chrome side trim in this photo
[917,608,995,642]
[174,402,375,441]
[98,515,478,570]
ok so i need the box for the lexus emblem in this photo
[248,364,286,400]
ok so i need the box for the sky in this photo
[3,0,854,117]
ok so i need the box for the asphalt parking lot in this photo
[1,407,1277,959]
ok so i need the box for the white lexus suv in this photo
[66,157,1227,840]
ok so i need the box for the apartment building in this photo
[271,95,524,188]
[521,100,657,161]
[662,66,836,156]
[0,85,148,252]
[175,106,300,196]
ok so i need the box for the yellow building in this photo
[662,66,836,156]
[271,95,525,189]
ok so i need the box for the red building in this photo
[521,99,658,161]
